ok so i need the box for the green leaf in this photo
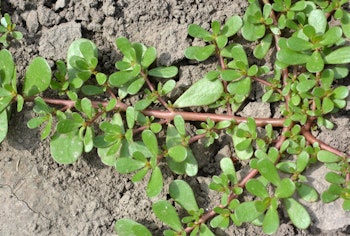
[127,77,145,95]
[116,37,135,60]
[341,11,350,38]
[174,115,186,136]
[320,27,342,46]
[115,157,146,174]
[333,86,349,99]
[221,69,242,81]
[81,97,93,119]
[96,72,107,85]
[254,33,273,59]
[142,130,158,157]
[188,24,212,40]
[321,190,339,203]
[23,57,51,97]
[222,15,243,37]
[257,158,281,186]
[150,123,162,133]
[161,80,176,95]
[296,183,318,202]
[184,45,215,61]
[199,224,215,236]
[296,79,316,92]
[115,219,152,236]
[0,94,13,113]
[242,0,266,41]
[0,110,8,143]
[41,116,52,140]
[220,157,237,184]
[57,119,82,134]
[342,200,350,211]
[235,201,262,222]
[0,49,15,85]
[174,78,223,108]
[306,51,324,73]
[286,37,313,51]
[275,178,296,198]
[168,145,187,162]
[109,70,138,87]
[106,98,117,111]
[126,107,135,129]
[81,85,104,95]
[148,66,178,78]
[216,35,228,49]
[283,198,311,229]
[141,46,156,68]
[317,150,342,163]
[147,166,163,197]
[325,172,345,185]
[50,130,83,164]
[296,151,309,172]
[308,9,327,34]
[322,97,334,114]
[169,180,199,213]
[263,206,279,235]
[246,179,269,198]
[152,200,183,231]
[27,116,47,129]
[231,44,248,65]
[83,126,93,152]
[67,39,97,81]
[210,215,229,229]
[277,48,310,65]
[324,47,350,64]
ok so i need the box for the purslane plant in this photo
[1,0,350,235]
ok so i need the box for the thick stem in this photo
[302,130,350,158]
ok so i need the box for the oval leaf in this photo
[142,130,158,157]
[50,131,83,164]
[263,206,280,235]
[283,198,311,229]
[324,46,350,64]
[152,200,183,231]
[147,166,163,197]
[184,45,215,61]
[168,145,187,162]
[0,49,15,85]
[115,157,146,174]
[0,110,8,143]
[115,219,152,236]
[308,9,327,34]
[317,150,342,163]
[246,179,269,199]
[148,66,178,78]
[296,183,318,202]
[275,178,296,198]
[174,78,223,108]
[169,180,199,213]
[235,201,262,222]
[257,158,281,186]
[306,51,324,73]
[23,57,51,97]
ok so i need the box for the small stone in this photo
[26,11,39,34]
[39,22,81,60]
[55,0,66,11]
[238,102,271,118]
[37,5,59,27]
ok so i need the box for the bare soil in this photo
[0,1,349,235]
